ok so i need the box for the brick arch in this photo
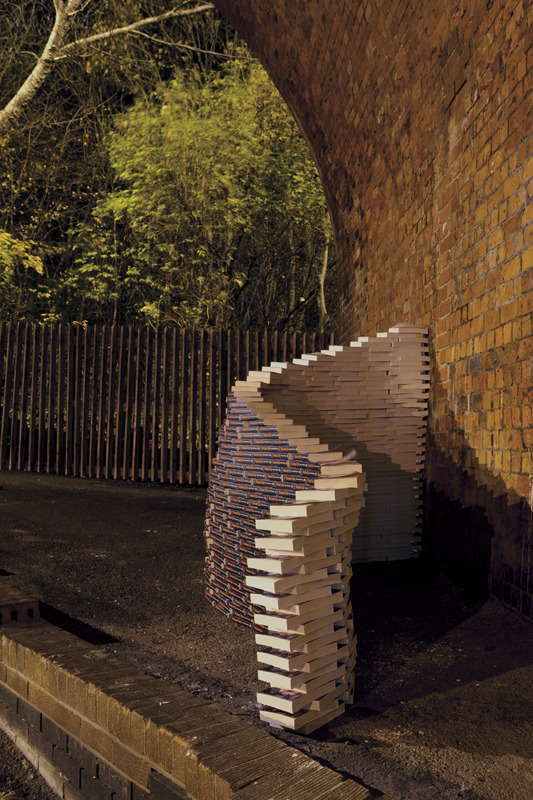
[212,1,533,620]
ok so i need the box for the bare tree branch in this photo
[280,289,317,329]
[55,4,215,59]
[0,2,214,137]
[0,0,84,135]
[127,28,241,60]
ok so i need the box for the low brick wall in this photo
[0,617,385,800]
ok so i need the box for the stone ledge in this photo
[0,617,385,799]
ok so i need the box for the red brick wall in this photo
[213,0,533,617]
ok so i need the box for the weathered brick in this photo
[28,724,54,763]
[0,682,18,711]
[5,666,28,699]
[148,770,189,800]
[112,740,150,787]
[17,696,41,731]
[79,718,114,762]
[42,715,68,750]
[67,735,99,778]
[97,759,132,800]
[53,745,81,787]
[79,769,113,800]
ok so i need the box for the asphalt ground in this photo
[0,470,532,800]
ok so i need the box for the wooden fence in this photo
[0,322,334,485]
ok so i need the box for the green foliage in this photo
[67,59,335,330]
[0,3,335,331]
[0,2,234,321]
[0,228,45,322]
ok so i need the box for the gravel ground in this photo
[0,723,61,800]
[0,471,532,800]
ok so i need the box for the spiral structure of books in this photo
[204,324,429,733]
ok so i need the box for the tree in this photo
[0,1,229,322]
[0,228,44,322]
[0,1,214,136]
[65,60,335,330]
[0,3,335,331]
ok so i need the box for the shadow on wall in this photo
[351,442,422,563]
[423,365,532,620]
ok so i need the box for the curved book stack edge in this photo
[204,323,429,733]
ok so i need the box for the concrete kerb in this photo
[0,592,392,800]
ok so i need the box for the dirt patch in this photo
[0,470,532,800]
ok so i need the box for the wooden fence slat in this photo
[179,328,188,484]
[64,325,75,474]
[43,326,52,472]
[197,329,207,485]
[88,325,100,479]
[104,326,117,479]
[0,323,7,463]
[72,326,83,476]
[170,329,179,485]
[8,322,23,470]
[27,325,39,471]
[55,324,66,474]
[114,326,126,480]
[0,323,14,469]
[42,325,52,473]
[207,329,216,476]
[141,327,153,482]
[95,326,108,479]
[160,328,170,484]
[226,329,234,397]
[188,330,198,485]
[218,329,227,434]
[122,326,134,482]
[150,327,159,483]
[235,328,244,381]
[271,329,277,363]
[244,329,251,377]
[79,326,90,477]
[254,329,260,371]
[263,328,271,371]
[291,331,298,363]
[280,330,286,362]
[16,323,31,470]
[14,322,25,469]
[0,324,6,427]
[130,327,142,482]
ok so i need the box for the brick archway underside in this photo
[212,0,533,621]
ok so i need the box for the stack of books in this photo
[248,476,363,733]
[203,323,429,732]
[204,397,322,627]
[256,324,429,562]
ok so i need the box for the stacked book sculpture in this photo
[204,324,429,733]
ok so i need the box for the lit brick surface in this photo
[212,0,533,619]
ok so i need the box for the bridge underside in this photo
[213,0,533,622]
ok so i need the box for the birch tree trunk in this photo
[0,0,84,135]
[318,213,330,332]
[0,1,214,137]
